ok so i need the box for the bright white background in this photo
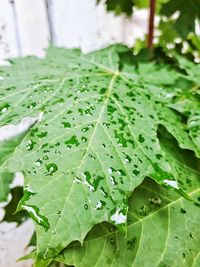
[0,0,148,61]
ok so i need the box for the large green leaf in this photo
[0,46,198,264]
[56,133,200,267]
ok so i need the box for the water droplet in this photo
[100,187,108,198]
[26,139,36,151]
[107,105,117,114]
[110,238,115,245]
[45,163,58,176]
[108,167,113,174]
[84,204,88,210]
[110,176,117,185]
[36,131,47,138]
[2,107,8,113]
[95,200,106,210]
[78,108,92,116]
[62,122,71,128]
[180,208,186,214]
[65,135,79,147]
[81,136,87,142]
[102,122,110,128]
[100,88,106,94]
[95,201,102,210]
[190,233,194,239]
[81,126,90,132]
[133,170,140,176]
[0,102,10,114]
[88,154,96,160]
[117,169,126,176]
[156,154,162,160]
[124,154,132,163]
[35,159,43,166]
[138,134,145,143]
[21,204,49,230]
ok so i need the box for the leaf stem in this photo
[148,0,156,58]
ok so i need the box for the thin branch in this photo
[148,0,156,57]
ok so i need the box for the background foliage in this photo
[98,0,200,61]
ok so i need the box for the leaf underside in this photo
[0,45,199,264]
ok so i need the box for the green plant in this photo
[98,0,200,60]
[0,44,200,266]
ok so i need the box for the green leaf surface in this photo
[97,0,134,16]
[175,55,200,86]
[106,0,134,16]
[56,134,200,267]
[0,46,198,264]
[170,55,200,150]
[57,180,200,267]
[171,97,200,154]
[58,183,200,267]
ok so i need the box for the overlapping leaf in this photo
[56,132,200,267]
[57,179,200,267]
[170,55,200,150]
[0,46,199,265]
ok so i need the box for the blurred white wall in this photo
[0,0,148,63]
